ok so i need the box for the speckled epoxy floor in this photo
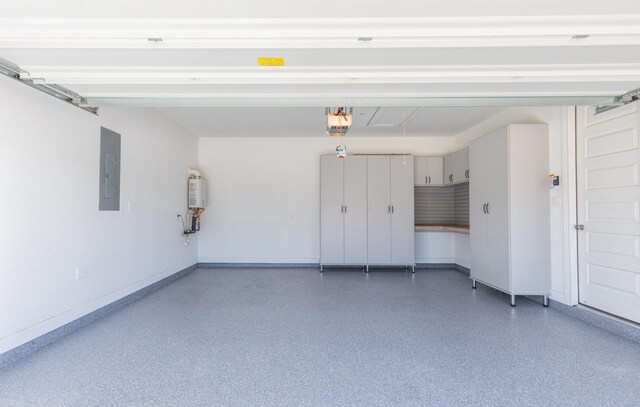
[1,268,639,406]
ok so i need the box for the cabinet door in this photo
[390,156,415,264]
[414,156,429,186]
[444,152,456,184]
[320,156,344,264]
[426,156,444,185]
[469,138,487,281]
[343,156,368,264]
[455,147,469,182]
[367,156,392,264]
[485,129,510,291]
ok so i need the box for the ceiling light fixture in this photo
[326,107,353,137]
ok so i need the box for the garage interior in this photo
[1,1,639,405]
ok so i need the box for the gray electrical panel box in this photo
[99,127,121,211]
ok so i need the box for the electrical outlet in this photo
[75,265,88,280]
[128,201,136,212]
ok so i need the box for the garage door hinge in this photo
[595,87,640,115]
[0,56,97,115]
[618,88,640,104]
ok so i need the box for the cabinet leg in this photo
[472,279,476,289]
[543,295,549,307]
[366,265,369,273]
[510,295,516,307]
[411,266,415,274]
[320,265,323,272]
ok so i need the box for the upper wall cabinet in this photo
[444,148,470,185]
[414,156,444,186]
[455,147,469,183]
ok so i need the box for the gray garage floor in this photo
[0,267,639,406]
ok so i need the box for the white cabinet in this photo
[367,155,415,267]
[414,156,443,186]
[320,156,368,265]
[320,155,415,270]
[454,147,469,183]
[444,152,456,185]
[444,148,469,184]
[469,124,550,306]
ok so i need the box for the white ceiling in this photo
[156,107,502,137]
[0,1,639,136]
[2,1,640,18]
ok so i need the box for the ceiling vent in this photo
[366,107,419,127]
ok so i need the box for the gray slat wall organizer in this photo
[99,127,121,211]
[453,182,469,226]
[414,182,469,226]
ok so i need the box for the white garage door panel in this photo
[585,127,638,158]
[585,102,639,126]
[577,102,640,323]
[587,199,640,223]
[586,232,639,259]
[586,163,638,189]
[587,264,639,295]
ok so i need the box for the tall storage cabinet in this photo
[320,155,415,271]
[367,155,415,267]
[469,124,550,306]
[320,156,368,266]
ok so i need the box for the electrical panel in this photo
[188,178,206,209]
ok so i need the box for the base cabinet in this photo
[469,124,550,305]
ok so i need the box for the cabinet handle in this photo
[425,176,428,184]
[486,203,489,214]
[429,176,431,184]
[482,203,487,214]
[344,205,347,213]
[391,205,394,214]
[388,205,391,213]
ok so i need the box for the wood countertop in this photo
[414,225,470,234]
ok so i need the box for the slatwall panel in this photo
[414,186,454,225]
[453,182,470,226]
[415,183,470,226]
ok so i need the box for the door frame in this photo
[565,106,580,306]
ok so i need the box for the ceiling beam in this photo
[1,16,640,49]
[82,95,620,108]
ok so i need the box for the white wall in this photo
[198,107,576,305]
[451,107,576,305]
[0,76,199,354]
[198,136,455,263]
